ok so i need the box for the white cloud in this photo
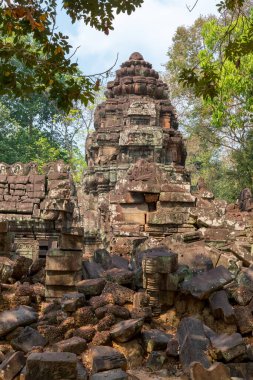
[63,0,218,75]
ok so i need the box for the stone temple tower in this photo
[81,52,196,256]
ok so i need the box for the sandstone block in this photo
[0,306,37,338]
[77,279,106,296]
[11,326,47,353]
[110,319,144,343]
[210,333,246,362]
[61,293,86,312]
[53,337,87,355]
[97,315,116,332]
[0,351,26,380]
[74,306,98,327]
[102,282,135,305]
[88,346,127,373]
[177,317,210,373]
[26,352,77,380]
[92,331,111,346]
[103,268,133,285]
[209,290,235,323]
[181,266,233,300]
[142,329,172,353]
[74,326,96,342]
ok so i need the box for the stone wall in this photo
[0,160,81,260]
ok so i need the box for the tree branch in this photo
[186,0,199,12]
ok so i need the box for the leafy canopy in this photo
[0,0,143,111]
[180,0,253,101]
[166,10,253,202]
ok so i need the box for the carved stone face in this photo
[0,163,9,174]
[11,163,23,175]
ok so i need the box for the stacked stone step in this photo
[45,248,82,300]
[142,247,178,316]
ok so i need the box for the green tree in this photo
[0,101,67,165]
[0,0,143,111]
[166,12,253,202]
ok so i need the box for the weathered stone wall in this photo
[0,160,81,260]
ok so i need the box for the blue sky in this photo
[57,0,218,76]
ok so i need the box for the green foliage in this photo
[0,101,68,165]
[68,148,87,183]
[0,0,143,111]
[166,11,253,203]
[0,91,94,176]
[179,0,253,102]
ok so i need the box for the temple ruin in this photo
[0,53,253,379]
[81,52,195,257]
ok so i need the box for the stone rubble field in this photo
[1,236,253,380]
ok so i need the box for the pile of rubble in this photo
[0,243,253,380]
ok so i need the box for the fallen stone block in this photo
[89,294,114,309]
[0,306,37,337]
[102,282,135,305]
[142,329,173,353]
[77,279,106,296]
[73,326,96,342]
[189,361,232,380]
[209,290,235,323]
[11,326,47,353]
[26,352,77,380]
[95,305,130,320]
[92,331,111,346]
[210,333,246,362]
[110,319,144,343]
[0,351,26,380]
[53,337,87,355]
[88,346,127,373]
[97,315,116,332]
[74,307,98,327]
[89,368,128,380]
[82,261,104,279]
[181,266,233,299]
[177,317,210,373]
[93,249,112,269]
[103,268,133,285]
[61,293,86,312]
